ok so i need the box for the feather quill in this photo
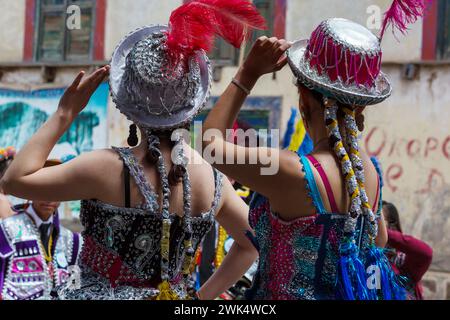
[166,0,267,59]
[379,0,430,40]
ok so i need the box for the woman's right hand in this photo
[58,66,110,120]
[241,36,292,79]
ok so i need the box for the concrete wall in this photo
[362,64,450,299]
[0,0,26,62]
[287,0,423,62]
[104,0,183,59]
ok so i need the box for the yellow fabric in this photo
[288,119,306,152]
[155,281,179,300]
[43,234,53,263]
[214,226,227,268]
[236,186,250,199]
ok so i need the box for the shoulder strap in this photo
[299,155,327,214]
[112,147,159,212]
[305,155,340,213]
[370,156,383,218]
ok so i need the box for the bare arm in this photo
[202,37,294,197]
[375,216,388,248]
[0,195,14,219]
[1,67,110,201]
[197,179,258,300]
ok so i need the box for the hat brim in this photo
[287,40,392,106]
[110,25,212,130]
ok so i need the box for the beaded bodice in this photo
[245,155,382,300]
[59,147,223,300]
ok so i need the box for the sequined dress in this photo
[57,147,223,300]
[245,155,381,300]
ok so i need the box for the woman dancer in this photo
[202,1,427,300]
[1,0,265,300]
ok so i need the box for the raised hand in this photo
[242,36,292,79]
[58,65,110,119]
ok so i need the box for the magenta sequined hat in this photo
[287,18,391,106]
[287,0,430,106]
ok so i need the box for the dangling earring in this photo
[127,124,138,147]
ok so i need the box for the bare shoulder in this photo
[279,149,306,180]
[360,151,378,174]
[63,148,123,182]
[73,148,121,167]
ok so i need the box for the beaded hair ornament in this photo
[110,0,265,300]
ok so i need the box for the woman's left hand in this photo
[58,65,110,119]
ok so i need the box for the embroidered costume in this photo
[246,157,382,300]
[0,207,82,300]
[57,148,224,300]
[57,0,265,300]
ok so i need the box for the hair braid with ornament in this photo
[323,98,361,233]
[342,106,378,240]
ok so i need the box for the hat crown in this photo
[130,32,187,86]
[119,29,202,127]
[306,18,382,88]
[326,18,380,53]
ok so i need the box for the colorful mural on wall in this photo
[0,83,109,152]
[0,82,110,220]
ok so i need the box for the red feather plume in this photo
[166,0,267,59]
[379,0,431,40]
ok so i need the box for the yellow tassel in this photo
[214,226,228,268]
[155,281,179,300]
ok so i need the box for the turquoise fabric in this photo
[299,155,327,214]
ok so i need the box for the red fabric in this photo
[387,229,433,299]
[306,155,339,213]
[305,155,380,213]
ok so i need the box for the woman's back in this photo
[78,142,220,217]
[58,142,225,300]
[267,149,381,221]
[246,151,383,300]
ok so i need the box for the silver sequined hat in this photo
[287,18,392,106]
[110,25,211,131]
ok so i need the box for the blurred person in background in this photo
[382,201,433,300]
[0,147,16,220]
[0,157,83,300]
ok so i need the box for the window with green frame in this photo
[209,0,275,66]
[36,0,95,62]
[437,0,450,60]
